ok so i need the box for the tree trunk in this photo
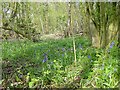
[64,2,72,38]
[44,3,49,34]
[85,3,92,45]
[100,2,109,48]
[118,2,120,47]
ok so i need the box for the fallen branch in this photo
[1,26,32,40]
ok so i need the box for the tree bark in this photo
[118,2,120,47]
[64,2,72,38]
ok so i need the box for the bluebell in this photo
[42,56,48,63]
[42,53,48,63]
[109,41,115,48]
[62,48,65,52]
[88,55,91,59]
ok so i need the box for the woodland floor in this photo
[1,35,119,88]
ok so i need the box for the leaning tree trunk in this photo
[87,2,101,48]
[118,2,120,47]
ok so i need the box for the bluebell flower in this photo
[88,55,91,59]
[110,45,113,48]
[42,56,48,63]
[109,41,115,48]
[62,48,65,52]
[111,41,114,45]
[23,64,26,66]
[42,53,48,63]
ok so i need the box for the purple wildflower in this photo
[110,41,115,48]
[62,48,65,52]
[3,8,7,13]
[88,55,91,59]
[42,56,48,63]
[42,53,48,63]
[23,64,26,66]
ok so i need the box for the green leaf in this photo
[29,82,34,88]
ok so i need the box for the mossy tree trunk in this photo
[85,3,92,45]
[117,2,120,47]
[86,2,118,48]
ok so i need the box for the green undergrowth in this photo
[1,36,119,88]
